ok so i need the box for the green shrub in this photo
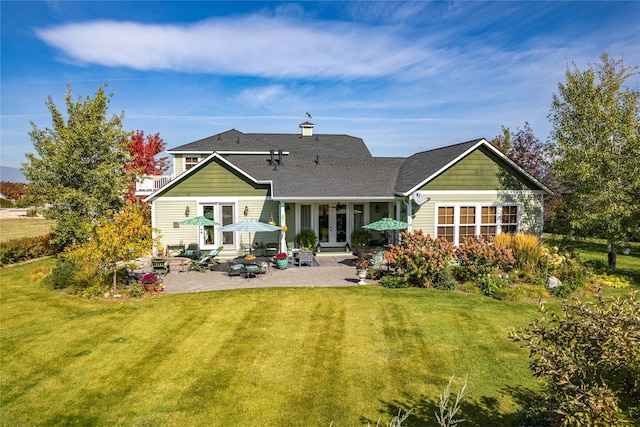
[350,228,371,248]
[593,273,631,289]
[295,228,317,249]
[43,258,79,289]
[494,284,550,301]
[431,266,458,290]
[379,275,409,288]
[510,292,640,426]
[385,230,455,287]
[474,273,508,297]
[0,233,59,266]
[126,282,145,298]
[0,198,12,208]
[458,282,480,294]
[82,283,106,299]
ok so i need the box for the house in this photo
[142,122,551,255]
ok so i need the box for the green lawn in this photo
[1,259,545,426]
[544,234,640,286]
[0,217,55,242]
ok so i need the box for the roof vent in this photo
[299,121,314,137]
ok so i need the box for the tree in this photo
[490,125,512,155]
[547,53,640,270]
[0,182,27,202]
[21,84,133,247]
[125,130,169,202]
[492,123,559,222]
[67,204,159,295]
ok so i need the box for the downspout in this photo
[404,196,413,232]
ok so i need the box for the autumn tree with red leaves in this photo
[125,131,169,202]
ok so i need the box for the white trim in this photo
[418,189,547,196]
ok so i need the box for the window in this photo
[437,207,455,243]
[459,206,476,240]
[300,205,311,230]
[353,204,364,229]
[185,157,199,170]
[480,206,497,238]
[502,205,518,234]
[436,204,519,245]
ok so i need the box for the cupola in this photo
[299,121,315,137]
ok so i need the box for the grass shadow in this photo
[369,391,518,426]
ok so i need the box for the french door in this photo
[317,204,347,247]
[201,204,235,250]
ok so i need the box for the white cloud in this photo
[36,15,435,79]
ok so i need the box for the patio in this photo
[157,253,363,293]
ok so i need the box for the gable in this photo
[158,158,270,198]
[422,145,541,191]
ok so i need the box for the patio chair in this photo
[124,266,144,286]
[259,260,271,276]
[179,243,200,259]
[151,258,169,277]
[227,261,246,278]
[296,250,314,267]
[189,246,224,272]
[264,242,278,257]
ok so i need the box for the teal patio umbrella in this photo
[219,220,282,253]
[179,216,221,227]
[363,218,410,245]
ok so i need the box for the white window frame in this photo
[435,203,519,245]
[184,156,200,171]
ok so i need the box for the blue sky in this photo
[1,1,638,170]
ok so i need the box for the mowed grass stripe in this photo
[1,261,542,425]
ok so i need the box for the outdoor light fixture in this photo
[185,206,190,217]
[375,204,380,213]
[286,205,291,213]
[244,206,249,216]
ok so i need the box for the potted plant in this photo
[141,273,159,292]
[295,228,317,251]
[355,259,369,285]
[275,252,288,269]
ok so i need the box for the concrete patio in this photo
[158,253,368,293]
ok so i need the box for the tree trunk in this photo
[607,240,617,271]
[113,267,118,295]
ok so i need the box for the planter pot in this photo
[144,284,156,292]
[356,269,367,285]
[155,287,164,292]
[276,259,288,270]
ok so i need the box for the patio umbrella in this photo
[219,220,282,253]
[179,216,221,226]
[177,216,221,253]
[363,218,410,245]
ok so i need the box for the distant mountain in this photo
[0,166,26,183]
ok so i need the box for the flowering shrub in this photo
[385,230,455,287]
[454,236,515,281]
[275,252,288,260]
[141,273,159,284]
[355,259,370,270]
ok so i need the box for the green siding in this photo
[159,158,270,198]
[424,146,539,191]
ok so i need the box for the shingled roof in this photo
[161,129,544,200]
